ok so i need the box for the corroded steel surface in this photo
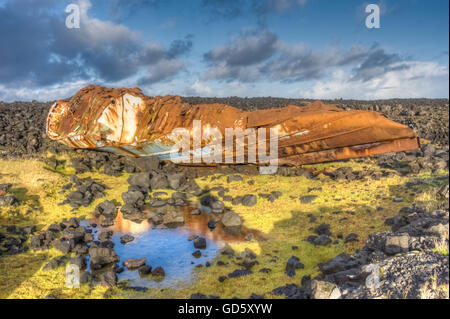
[46,85,419,165]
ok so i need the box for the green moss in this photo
[433,245,449,256]
[0,154,448,299]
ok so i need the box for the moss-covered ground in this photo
[0,152,448,299]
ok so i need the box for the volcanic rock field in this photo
[0,97,448,299]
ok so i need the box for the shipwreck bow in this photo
[46,85,419,166]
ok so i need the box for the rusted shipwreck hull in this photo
[46,85,419,166]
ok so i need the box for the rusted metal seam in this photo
[45,85,420,166]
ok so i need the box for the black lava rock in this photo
[194,236,207,249]
[242,194,257,206]
[285,256,305,277]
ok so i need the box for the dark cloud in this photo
[138,59,184,85]
[0,0,85,86]
[0,0,189,88]
[261,46,329,82]
[168,34,194,57]
[351,47,409,82]
[204,29,279,81]
[204,29,278,66]
[263,44,388,83]
[203,29,411,84]
[336,45,371,66]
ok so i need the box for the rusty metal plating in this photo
[46,85,419,165]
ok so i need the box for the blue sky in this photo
[0,0,448,101]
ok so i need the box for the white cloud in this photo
[0,0,190,101]
[76,0,139,47]
[185,80,214,96]
[302,61,449,99]
[0,80,90,102]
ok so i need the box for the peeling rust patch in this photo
[46,85,419,165]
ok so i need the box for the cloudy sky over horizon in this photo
[0,0,448,101]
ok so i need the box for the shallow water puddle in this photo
[81,206,261,288]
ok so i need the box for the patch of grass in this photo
[432,239,449,256]
[183,163,420,299]
[419,273,450,299]
[0,248,109,299]
[0,157,131,228]
[0,155,131,298]
[0,154,448,299]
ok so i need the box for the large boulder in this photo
[150,173,169,190]
[162,210,185,228]
[424,222,449,238]
[221,211,242,228]
[311,280,341,299]
[52,239,72,254]
[318,253,359,275]
[133,157,160,172]
[167,173,186,190]
[123,257,147,269]
[121,203,141,216]
[122,190,145,206]
[384,234,410,255]
[193,236,207,249]
[242,194,257,206]
[61,228,84,244]
[94,200,117,218]
[221,211,242,235]
[88,244,119,269]
[127,173,151,189]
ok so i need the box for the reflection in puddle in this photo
[83,205,264,289]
